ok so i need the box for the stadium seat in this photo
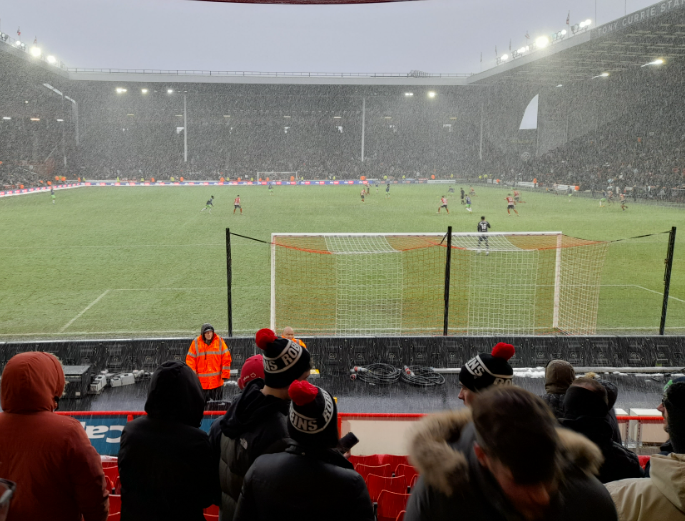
[410,474,419,489]
[394,464,418,483]
[396,511,406,521]
[204,504,220,520]
[377,454,408,471]
[366,474,408,502]
[349,454,382,467]
[109,494,122,520]
[356,463,392,481]
[376,490,410,521]
[100,455,120,485]
[638,455,651,469]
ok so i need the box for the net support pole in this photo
[659,226,677,335]
[270,233,276,331]
[443,226,453,336]
[552,233,562,330]
[226,228,233,337]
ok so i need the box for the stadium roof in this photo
[2,0,685,88]
[469,0,685,86]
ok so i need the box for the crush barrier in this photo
[55,411,664,456]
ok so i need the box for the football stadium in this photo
[1,0,685,518]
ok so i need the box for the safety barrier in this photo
[55,410,664,456]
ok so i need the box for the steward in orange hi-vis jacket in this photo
[186,323,232,401]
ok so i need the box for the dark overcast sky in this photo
[1,0,656,73]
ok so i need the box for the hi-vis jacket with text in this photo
[186,334,232,390]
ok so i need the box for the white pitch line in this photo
[59,290,110,332]
[633,285,685,303]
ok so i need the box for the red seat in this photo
[101,455,119,485]
[395,464,419,483]
[410,474,419,489]
[356,464,392,481]
[366,475,407,502]
[638,455,651,469]
[378,455,408,471]
[397,511,406,521]
[108,494,122,519]
[349,454,382,467]
[204,504,220,520]
[376,490,410,521]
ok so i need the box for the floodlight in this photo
[535,36,549,48]
[585,19,592,25]
[14,40,21,47]
[2,117,11,120]
[501,54,509,61]
[175,114,183,117]
[223,115,230,118]
[384,116,392,119]
[141,88,149,94]
[517,47,526,54]
[556,84,563,87]
[167,89,174,94]
[283,115,291,118]
[116,87,127,94]
[600,72,609,77]
[56,119,64,122]
[428,91,436,98]
[46,55,57,64]
[30,118,40,121]
[404,92,414,97]
[333,116,341,118]
[561,29,567,35]
[653,58,664,64]
[30,46,41,57]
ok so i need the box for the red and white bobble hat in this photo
[287,380,339,449]
[459,342,516,392]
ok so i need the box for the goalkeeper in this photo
[476,216,490,255]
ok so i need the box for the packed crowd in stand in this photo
[1,327,684,521]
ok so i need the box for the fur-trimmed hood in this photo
[408,409,604,497]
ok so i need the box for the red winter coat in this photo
[0,352,109,521]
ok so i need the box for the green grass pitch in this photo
[0,184,683,339]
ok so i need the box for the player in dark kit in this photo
[201,195,214,213]
[268,183,273,196]
[477,216,490,255]
[386,182,390,198]
[460,187,465,204]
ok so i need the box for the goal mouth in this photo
[271,232,608,337]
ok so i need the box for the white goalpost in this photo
[270,232,608,337]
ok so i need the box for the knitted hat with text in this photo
[255,328,311,389]
[459,343,515,392]
[288,380,339,449]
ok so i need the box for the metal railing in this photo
[66,68,472,78]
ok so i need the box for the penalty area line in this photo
[59,290,110,332]
[633,285,685,304]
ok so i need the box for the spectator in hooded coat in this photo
[234,381,373,521]
[606,381,685,520]
[405,386,617,521]
[561,378,644,483]
[118,361,219,521]
[541,360,576,419]
[0,352,109,521]
[597,378,623,444]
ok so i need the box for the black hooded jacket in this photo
[234,443,374,521]
[118,361,219,521]
[211,378,291,521]
[560,386,644,484]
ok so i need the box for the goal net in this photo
[271,233,608,337]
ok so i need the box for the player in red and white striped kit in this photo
[438,196,449,214]
[505,194,519,216]
[233,195,242,214]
